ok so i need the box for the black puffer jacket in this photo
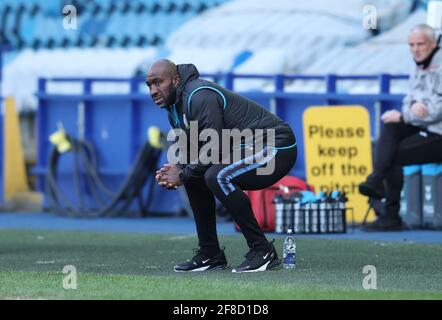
[164,64,296,182]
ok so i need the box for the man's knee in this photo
[182,174,209,193]
[381,121,417,139]
[381,122,403,133]
[204,167,220,190]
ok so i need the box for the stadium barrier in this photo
[0,98,3,207]
[34,73,406,215]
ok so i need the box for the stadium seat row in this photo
[0,0,219,15]
[0,0,226,49]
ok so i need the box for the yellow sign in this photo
[303,106,374,222]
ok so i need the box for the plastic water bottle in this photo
[283,228,296,269]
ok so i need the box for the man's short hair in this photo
[410,24,437,42]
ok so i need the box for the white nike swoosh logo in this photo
[263,252,269,259]
[202,259,210,264]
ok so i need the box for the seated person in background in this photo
[359,24,442,231]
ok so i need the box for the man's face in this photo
[408,32,437,63]
[146,65,179,108]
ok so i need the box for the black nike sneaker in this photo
[232,240,280,273]
[361,215,404,232]
[174,248,228,272]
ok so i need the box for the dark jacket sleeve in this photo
[180,90,224,183]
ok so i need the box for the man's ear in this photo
[173,75,180,87]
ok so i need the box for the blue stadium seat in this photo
[3,4,18,35]
[94,0,114,10]
[118,11,140,47]
[168,10,193,32]
[137,0,156,11]
[173,0,189,8]
[28,13,69,48]
[151,12,170,40]
[39,0,61,16]
[20,12,37,47]
[103,11,127,47]
[50,17,66,47]
[79,11,107,38]
[9,0,225,49]
[136,11,156,45]
[61,25,79,48]
[23,0,40,9]
[0,0,19,12]
[129,11,148,41]
[37,17,59,47]
[113,0,132,13]
[32,15,50,47]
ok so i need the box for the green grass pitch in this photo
[0,229,441,299]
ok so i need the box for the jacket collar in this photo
[415,46,440,69]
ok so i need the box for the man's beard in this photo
[161,83,177,108]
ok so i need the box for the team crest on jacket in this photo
[183,113,190,129]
